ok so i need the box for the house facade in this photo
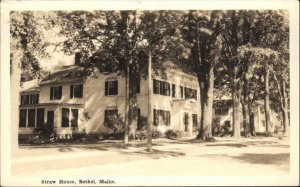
[212,99,281,134]
[19,61,201,138]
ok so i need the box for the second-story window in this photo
[105,80,118,96]
[153,79,170,96]
[30,94,39,104]
[50,86,62,100]
[21,94,39,105]
[70,84,83,98]
[21,95,30,105]
[172,84,176,98]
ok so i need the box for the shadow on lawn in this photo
[199,153,289,166]
[20,142,166,153]
[121,149,186,160]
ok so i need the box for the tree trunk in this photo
[147,53,152,152]
[232,70,241,138]
[124,66,129,144]
[281,79,289,136]
[11,49,22,155]
[264,64,271,135]
[241,64,250,137]
[249,108,256,136]
[128,66,138,141]
[197,64,214,140]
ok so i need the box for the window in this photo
[104,109,118,127]
[70,84,83,98]
[37,108,45,127]
[153,79,170,96]
[105,80,118,96]
[71,109,78,127]
[215,108,229,116]
[21,95,30,105]
[28,109,36,127]
[172,84,176,98]
[192,114,198,127]
[50,86,62,100]
[180,86,184,98]
[61,108,70,127]
[261,120,265,127]
[184,112,189,131]
[184,87,197,100]
[30,94,39,104]
[153,109,170,126]
[153,79,160,94]
[21,94,39,105]
[19,109,27,127]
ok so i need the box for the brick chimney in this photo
[75,52,81,65]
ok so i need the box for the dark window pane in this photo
[28,109,36,127]
[104,109,118,127]
[192,114,197,127]
[62,108,70,127]
[52,86,62,100]
[180,86,184,98]
[106,81,118,95]
[71,84,83,98]
[153,109,159,126]
[172,84,176,98]
[222,108,229,115]
[70,85,74,98]
[19,109,27,127]
[37,108,45,127]
[71,109,78,127]
[31,94,39,104]
[21,95,30,105]
[50,87,53,100]
[153,79,160,94]
[184,113,189,131]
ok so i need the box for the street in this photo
[12,136,290,177]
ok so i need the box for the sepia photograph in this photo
[1,0,299,186]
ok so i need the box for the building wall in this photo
[19,67,201,136]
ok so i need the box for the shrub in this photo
[151,129,163,139]
[165,129,184,140]
[135,129,163,140]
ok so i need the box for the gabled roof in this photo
[39,65,84,85]
[20,80,40,93]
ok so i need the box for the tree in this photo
[56,10,178,145]
[10,11,52,150]
[179,10,224,140]
[250,10,289,135]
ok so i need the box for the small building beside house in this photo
[18,56,201,139]
[212,99,281,134]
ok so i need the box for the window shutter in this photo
[50,87,53,100]
[79,84,83,97]
[70,85,73,98]
[59,86,62,99]
[105,82,108,96]
[115,81,118,95]
[136,79,140,94]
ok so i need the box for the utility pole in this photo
[147,52,152,152]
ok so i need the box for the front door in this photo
[47,111,54,130]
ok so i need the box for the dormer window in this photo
[70,84,83,98]
[50,86,62,100]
